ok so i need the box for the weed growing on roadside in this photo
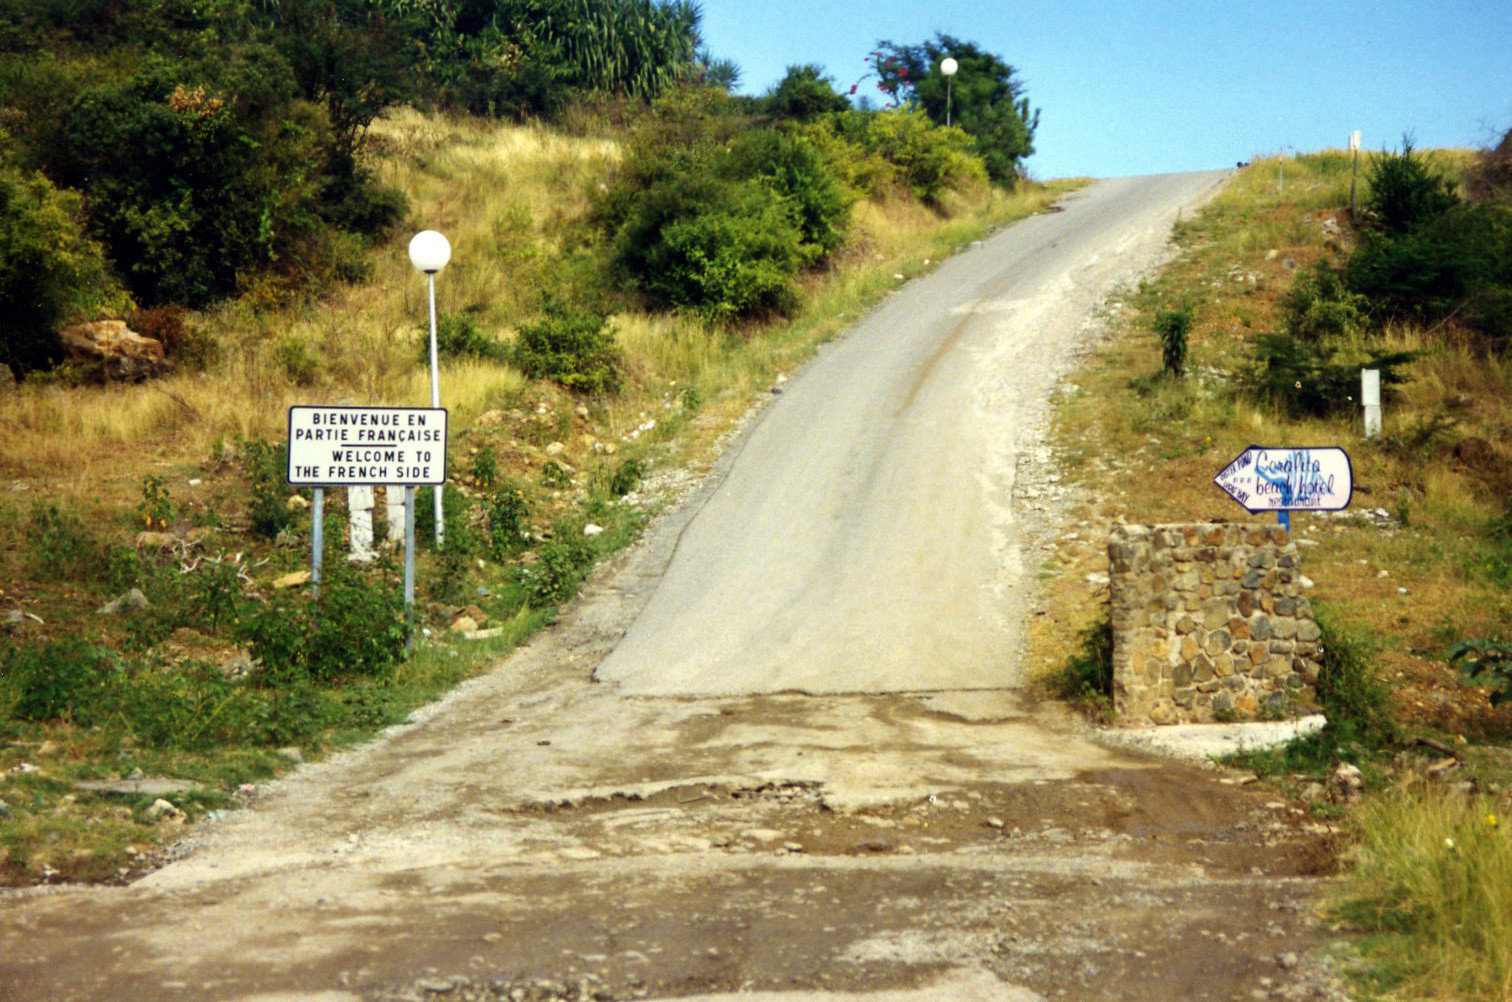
[485,484,530,560]
[470,446,499,489]
[524,520,595,607]
[137,475,174,530]
[1153,303,1192,378]
[240,436,298,540]
[1047,615,1113,716]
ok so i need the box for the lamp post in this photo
[940,57,958,127]
[408,229,451,547]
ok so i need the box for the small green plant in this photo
[485,484,530,560]
[28,501,102,580]
[470,446,499,489]
[607,457,644,498]
[511,297,623,394]
[1313,617,1397,754]
[541,459,573,489]
[275,335,320,386]
[1153,303,1192,378]
[137,474,174,530]
[1448,638,1512,707]
[240,436,297,540]
[524,520,595,607]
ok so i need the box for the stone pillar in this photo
[384,486,406,547]
[1108,523,1320,725]
[348,485,375,564]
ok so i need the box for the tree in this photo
[765,64,847,121]
[872,33,1038,184]
[0,146,129,379]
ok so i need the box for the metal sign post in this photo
[311,487,324,598]
[1214,445,1354,531]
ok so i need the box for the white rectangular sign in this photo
[1348,130,1361,152]
[286,406,448,486]
[1214,445,1353,513]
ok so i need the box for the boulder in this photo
[97,589,150,616]
[58,320,172,383]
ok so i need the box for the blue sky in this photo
[699,0,1512,179]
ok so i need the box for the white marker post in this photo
[1361,368,1382,439]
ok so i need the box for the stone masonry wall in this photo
[1108,523,1320,726]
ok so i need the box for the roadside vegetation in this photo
[1032,133,1511,999]
[0,0,1070,886]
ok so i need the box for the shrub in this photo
[28,501,103,580]
[1346,201,1512,337]
[1313,617,1396,752]
[0,146,129,379]
[238,564,406,682]
[835,109,986,202]
[765,64,849,121]
[729,128,853,264]
[423,310,509,362]
[1153,303,1192,377]
[1049,616,1113,710]
[470,447,499,489]
[1448,638,1512,707]
[1245,333,1418,419]
[413,483,472,553]
[3,638,121,723]
[512,297,622,393]
[1280,261,1366,343]
[611,174,804,319]
[1362,138,1458,236]
[524,520,595,606]
[128,304,216,370]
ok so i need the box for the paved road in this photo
[0,171,1345,1002]
[598,171,1230,695]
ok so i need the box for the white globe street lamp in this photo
[409,230,451,547]
[940,57,958,127]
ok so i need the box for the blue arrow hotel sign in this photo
[1214,445,1353,514]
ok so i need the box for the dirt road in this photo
[0,172,1346,1002]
